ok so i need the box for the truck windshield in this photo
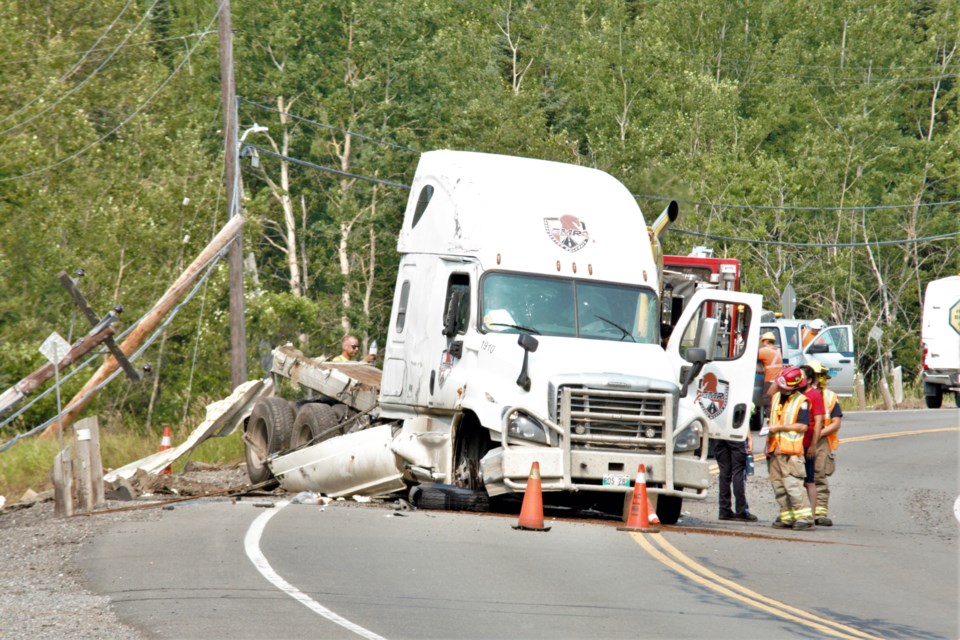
[481,272,659,344]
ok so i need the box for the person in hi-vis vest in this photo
[765,366,816,530]
[808,360,843,526]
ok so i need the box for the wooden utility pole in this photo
[39,216,245,440]
[219,0,247,387]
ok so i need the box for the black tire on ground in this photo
[923,382,944,409]
[244,398,296,486]
[955,392,960,408]
[409,483,490,512]
[291,402,341,448]
[656,495,683,525]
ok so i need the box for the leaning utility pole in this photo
[219,0,247,387]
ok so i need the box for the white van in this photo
[921,275,960,408]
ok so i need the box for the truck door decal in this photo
[695,372,729,419]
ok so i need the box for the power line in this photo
[247,145,412,189]
[0,0,137,127]
[0,0,163,137]
[635,193,960,212]
[0,8,219,183]
[0,31,217,68]
[670,227,960,247]
[239,98,420,153]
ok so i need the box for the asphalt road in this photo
[79,408,959,639]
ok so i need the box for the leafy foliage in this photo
[0,0,957,446]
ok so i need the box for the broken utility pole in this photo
[38,215,246,440]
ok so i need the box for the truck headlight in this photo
[506,411,550,445]
[674,422,703,452]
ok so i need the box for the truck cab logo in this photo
[544,215,590,253]
[695,372,729,419]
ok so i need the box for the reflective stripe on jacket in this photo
[767,392,807,456]
[822,388,840,451]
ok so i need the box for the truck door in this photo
[667,289,763,441]
[804,325,855,397]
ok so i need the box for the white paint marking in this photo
[244,500,387,640]
[954,495,960,524]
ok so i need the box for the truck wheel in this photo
[291,403,341,448]
[656,495,683,525]
[955,392,960,408]
[410,483,490,512]
[924,384,943,409]
[244,398,295,486]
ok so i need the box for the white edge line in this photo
[244,500,387,640]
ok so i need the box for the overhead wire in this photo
[0,6,220,183]
[239,97,420,153]
[0,0,137,127]
[0,0,163,137]
[669,228,960,247]
[0,31,217,68]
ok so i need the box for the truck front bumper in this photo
[480,445,710,499]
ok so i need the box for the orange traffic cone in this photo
[159,425,173,475]
[617,464,660,533]
[512,461,551,531]
[647,496,661,526]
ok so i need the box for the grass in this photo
[0,423,245,503]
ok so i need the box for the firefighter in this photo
[798,364,826,513]
[809,360,842,526]
[765,365,815,530]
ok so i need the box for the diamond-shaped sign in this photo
[950,300,960,336]
[40,332,71,365]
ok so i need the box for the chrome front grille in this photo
[558,386,668,449]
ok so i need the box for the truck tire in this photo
[410,483,490,512]
[244,398,296,486]
[656,495,683,525]
[955,392,960,408]
[924,383,943,409]
[291,402,341,448]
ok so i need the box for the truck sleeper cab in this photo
[378,151,762,523]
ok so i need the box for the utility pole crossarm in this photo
[57,271,140,381]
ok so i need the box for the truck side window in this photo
[678,300,750,361]
[444,274,470,336]
[396,281,411,332]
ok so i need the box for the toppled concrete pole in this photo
[39,215,245,440]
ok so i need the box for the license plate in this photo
[602,473,631,487]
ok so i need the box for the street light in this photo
[239,123,268,168]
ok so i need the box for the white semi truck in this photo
[243,150,762,523]
[921,275,960,409]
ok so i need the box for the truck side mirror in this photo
[442,290,463,337]
[807,343,829,354]
[516,333,539,391]
[679,347,707,398]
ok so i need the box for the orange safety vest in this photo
[767,392,807,456]
[821,388,841,451]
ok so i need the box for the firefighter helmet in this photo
[776,365,805,390]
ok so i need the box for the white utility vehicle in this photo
[244,150,763,523]
[921,275,960,408]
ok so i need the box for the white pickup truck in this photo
[243,150,763,523]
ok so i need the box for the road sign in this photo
[781,283,797,319]
[868,325,883,342]
[40,332,71,365]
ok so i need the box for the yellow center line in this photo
[708,426,959,473]
[631,532,883,640]
[665,426,957,636]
